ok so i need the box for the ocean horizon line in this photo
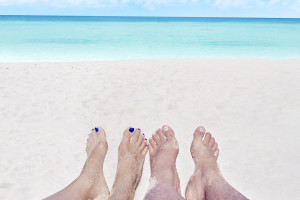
[1,15,300,19]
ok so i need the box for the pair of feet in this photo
[81,125,220,200]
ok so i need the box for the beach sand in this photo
[0,58,299,199]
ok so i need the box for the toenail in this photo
[129,127,134,132]
[95,127,99,132]
[92,128,94,131]
[143,133,144,136]
[162,125,169,132]
[138,128,141,130]
[197,126,205,133]
[145,138,147,140]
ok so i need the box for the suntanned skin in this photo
[185,126,248,200]
[109,127,148,200]
[44,127,110,200]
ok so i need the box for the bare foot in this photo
[80,127,110,200]
[185,126,219,200]
[110,127,148,200]
[148,125,181,194]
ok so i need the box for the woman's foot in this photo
[148,125,181,194]
[185,126,220,200]
[80,127,110,200]
[44,127,110,200]
[110,127,148,200]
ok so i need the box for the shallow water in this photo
[0,16,300,62]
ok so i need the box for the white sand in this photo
[0,58,299,200]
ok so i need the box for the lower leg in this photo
[144,125,184,200]
[109,127,148,200]
[186,126,248,200]
[44,127,110,200]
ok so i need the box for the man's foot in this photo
[185,126,220,200]
[148,125,181,194]
[80,127,110,200]
[110,127,148,200]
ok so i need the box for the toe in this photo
[209,137,215,148]
[215,149,220,158]
[153,133,160,144]
[95,127,105,135]
[203,132,211,145]
[96,127,107,142]
[139,139,147,152]
[212,142,218,152]
[122,127,132,143]
[162,125,175,140]
[131,128,141,143]
[142,146,148,156]
[149,138,157,151]
[156,129,166,142]
[137,133,145,146]
[194,126,206,139]
[149,144,154,155]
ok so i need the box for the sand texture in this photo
[0,58,299,199]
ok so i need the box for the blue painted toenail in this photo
[138,128,141,130]
[92,128,94,131]
[95,127,99,132]
[129,127,134,132]
[145,138,147,140]
[143,133,144,135]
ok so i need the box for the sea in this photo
[0,15,300,62]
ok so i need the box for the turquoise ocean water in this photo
[0,15,300,62]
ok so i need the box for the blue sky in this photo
[0,0,299,18]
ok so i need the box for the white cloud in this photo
[292,0,300,10]
[0,0,195,8]
[213,0,267,8]
[212,0,298,8]
[0,0,299,10]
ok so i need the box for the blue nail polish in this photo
[92,128,94,131]
[145,138,147,140]
[129,127,134,133]
[138,128,141,130]
[95,127,99,132]
[143,133,144,136]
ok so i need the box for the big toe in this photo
[122,127,133,143]
[96,127,107,142]
[193,126,206,140]
[162,125,175,140]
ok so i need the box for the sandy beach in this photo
[0,58,299,199]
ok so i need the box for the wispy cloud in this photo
[0,0,196,8]
[0,0,299,10]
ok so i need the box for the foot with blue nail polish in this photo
[81,127,110,199]
[86,127,105,157]
[110,127,148,200]
[44,127,110,200]
[145,125,183,199]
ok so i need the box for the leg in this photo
[109,127,148,200]
[44,127,110,200]
[185,126,248,200]
[144,125,184,200]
